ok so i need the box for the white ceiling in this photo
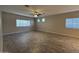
[0,5,79,17]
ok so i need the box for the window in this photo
[16,19,31,27]
[66,18,79,29]
[37,19,40,22]
[37,18,45,22]
[42,18,45,22]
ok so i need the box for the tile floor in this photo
[3,31,79,53]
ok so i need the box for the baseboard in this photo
[3,30,79,39]
[52,32,79,39]
[3,31,31,35]
[37,30,79,39]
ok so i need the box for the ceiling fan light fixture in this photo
[34,14,38,18]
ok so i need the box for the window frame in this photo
[16,19,31,27]
[65,18,79,29]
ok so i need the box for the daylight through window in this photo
[66,18,79,29]
[16,19,31,27]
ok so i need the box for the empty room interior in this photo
[0,5,79,53]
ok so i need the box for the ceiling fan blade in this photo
[24,5,45,17]
[25,5,30,7]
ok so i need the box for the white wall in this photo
[36,11,79,38]
[2,12,34,35]
[0,11,3,52]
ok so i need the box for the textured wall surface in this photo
[36,11,79,38]
[0,11,3,52]
[2,12,34,35]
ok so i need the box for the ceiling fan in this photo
[25,5,45,17]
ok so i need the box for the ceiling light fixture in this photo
[25,5,45,18]
[34,14,38,18]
